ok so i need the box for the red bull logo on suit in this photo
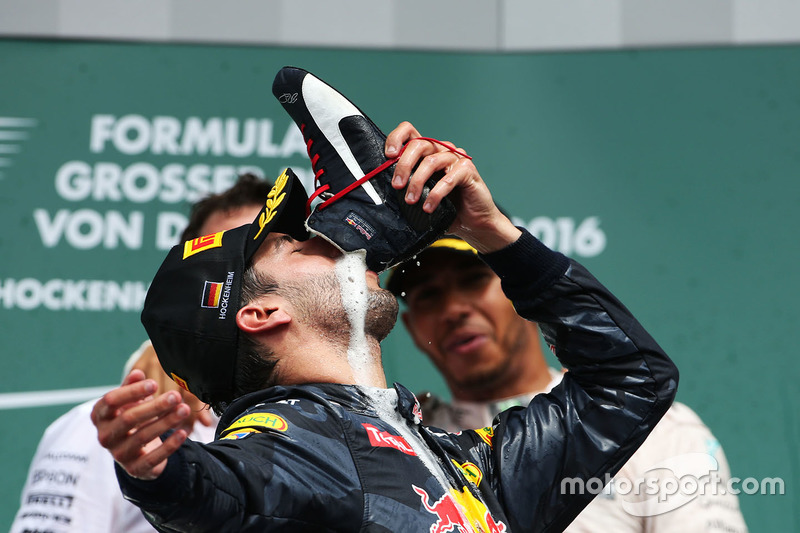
[413,485,507,533]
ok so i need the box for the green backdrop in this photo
[1,39,797,531]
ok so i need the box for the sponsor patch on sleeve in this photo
[223,412,289,436]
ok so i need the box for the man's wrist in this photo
[460,215,523,254]
[480,228,570,292]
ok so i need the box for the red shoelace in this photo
[300,126,471,217]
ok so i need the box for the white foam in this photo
[364,386,452,490]
[336,254,463,516]
[335,251,371,385]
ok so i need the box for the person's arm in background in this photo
[10,340,216,533]
[9,400,153,533]
[9,342,171,533]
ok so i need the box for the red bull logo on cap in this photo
[413,485,507,533]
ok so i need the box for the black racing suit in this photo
[118,230,678,532]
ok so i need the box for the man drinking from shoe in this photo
[91,118,677,531]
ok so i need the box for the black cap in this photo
[141,169,309,405]
[385,235,480,297]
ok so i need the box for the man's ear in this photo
[237,302,292,335]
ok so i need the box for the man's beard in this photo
[281,272,398,344]
[363,287,399,342]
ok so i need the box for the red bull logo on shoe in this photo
[344,212,375,240]
[413,485,507,533]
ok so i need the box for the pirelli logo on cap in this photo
[183,231,224,259]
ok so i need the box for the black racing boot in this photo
[272,66,456,272]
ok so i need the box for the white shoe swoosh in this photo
[303,74,383,205]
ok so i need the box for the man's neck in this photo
[279,336,388,389]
